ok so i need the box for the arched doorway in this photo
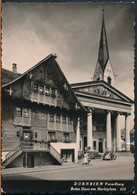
[23,153,34,168]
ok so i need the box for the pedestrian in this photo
[83,151,88,166]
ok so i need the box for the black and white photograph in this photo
[1,1,135,193]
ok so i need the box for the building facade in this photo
[1,11,133,168]
[2,55,85,168]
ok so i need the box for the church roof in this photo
[98,10,109,72]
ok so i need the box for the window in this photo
[107,77,111,85]
[51,88,56,98]
[56,114,60,123]
[93,141,96,150]
[63,133,70,141]
[48,132,55,140]
[35,132,38,138]
[68,116,73,125]
[23,108,29,118]
[93,126,96,131]
[80,140,81,150]
[47,69,52,81]
[33,83,38,92]
[49,113,54,122]
[45,86,50,96]
[16,107,22,117]
[38,85,44,94]
[15,107,31,126]
[62,115,66,124]
[97,77,100,81]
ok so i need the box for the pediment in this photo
[77,84,128,101]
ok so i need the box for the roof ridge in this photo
[2,54,53,88]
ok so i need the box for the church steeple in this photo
[93,9,115,85]
[98,9,109,72]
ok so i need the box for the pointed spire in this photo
[98,9,109,72]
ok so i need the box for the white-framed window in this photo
[51,88,56,98]
[16,107,22,117]
[63,132,70,141]
[62,115,66,124]
[33,83,38,92]
[38,85,44,94]
[48,131,56,140]
[68,116,73,125]
[45,86,50,96]
[56,113,60,123]
[49,113,54,122]
[15,107,31,126]
[23,108,29,118]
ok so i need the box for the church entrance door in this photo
[83,136,87,150]
[98,141,103,153]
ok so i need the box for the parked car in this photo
[88,151,101,159]
[102,151,116,160]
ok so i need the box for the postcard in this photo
[1,1,135,194]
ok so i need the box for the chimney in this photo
[12,63,17,73]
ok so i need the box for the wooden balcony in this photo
[31,92,57,106]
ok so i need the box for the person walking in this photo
[83,151,88,166]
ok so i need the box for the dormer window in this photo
[97,77,100,81]
[107,77,111,85]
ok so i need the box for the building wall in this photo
[2,97,20,151]
[7,152,58,168]
[2,95,77,153]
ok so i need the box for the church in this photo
[1,10,133,168]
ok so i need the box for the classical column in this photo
[75,117,80,162]
[87,111,93,150]
[106,111,112,151]
[125,114,130,152]
[116,112,121,152]
[76,117,80,151]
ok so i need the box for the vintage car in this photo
[102,151,117,160]
[88,151,102,159]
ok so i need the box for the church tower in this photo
[93,10,115,85]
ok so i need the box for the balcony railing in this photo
[31,92,57,106]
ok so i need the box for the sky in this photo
[2,2,135,128]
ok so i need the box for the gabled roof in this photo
[71,80,133,104]
[2,54,53,88]
[1,68,21,85]
[2,54,86,112]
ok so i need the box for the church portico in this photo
[78,104,132,153]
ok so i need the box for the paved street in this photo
[2,155,134,181]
